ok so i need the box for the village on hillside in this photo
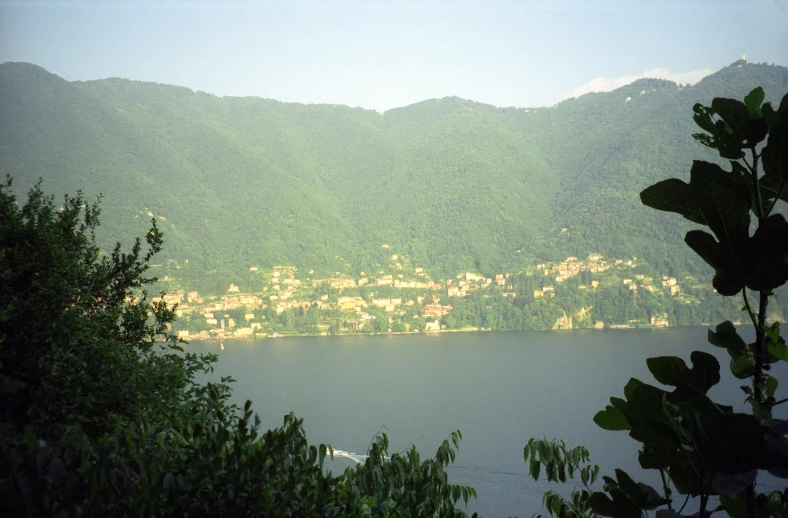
[152,248,717,340]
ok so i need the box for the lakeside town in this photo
[153,249,726,340]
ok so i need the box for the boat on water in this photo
[220,342,225,350]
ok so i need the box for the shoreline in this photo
[177,324,710,342]
[181,327,484,341]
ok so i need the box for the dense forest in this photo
[1,60,786,293]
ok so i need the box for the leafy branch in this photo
[526,88,788,518]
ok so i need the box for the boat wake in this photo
[328,448,525,478]
[330,448,368,464]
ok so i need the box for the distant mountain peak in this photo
[0,61,63,82]
[0,61,50,74]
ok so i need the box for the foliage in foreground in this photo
[0,179,476,517]
[525,89,788,517]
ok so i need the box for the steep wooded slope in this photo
[1,60,786,286]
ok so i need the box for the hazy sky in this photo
[1,0,787,111]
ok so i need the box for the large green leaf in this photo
[711,98,749,139]
[630,422,682,470]
[712,470,758,495]
[693,103,718,135]
[731,354,756,379]
[627,383,669,423]
[645,352,725,419]
[684,230,727,270]
[594,403,631,431]
[708,321,746,350]
[765,376,779,398]
[684,230,743,295]
[745,214,788,291]
[767,336,788,361]
[762,101,779,127]
[668,452,707,496]
[707,322,753,379]
[590,470,665,518]
[691,413,769,473]
[647,356,688,387]
[687,215,787,296]
[681,162,753,295]
[690,160,749,202]
[675,394,733,416]
[639,179,702,223]
[720,493,749,518]
[691,163,751,240]
[712,97,769,149]
[692,94,769,159]
[761,112,788,205]
[743,87,765,119]
[728,161,758,213]
[675,351,719,398]
[623,378,643,402]
[687,351,721,392]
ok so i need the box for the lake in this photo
[190,328,785,517]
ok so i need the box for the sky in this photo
[1,0,787,111]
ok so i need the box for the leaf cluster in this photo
[524,438,600,518]
[527,88,788,518]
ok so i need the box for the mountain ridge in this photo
[1,60,786,289]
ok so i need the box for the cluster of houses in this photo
[622,274,681,296]
[154,251,693,339]
[157,257,458,339]
[530,254,683,299]
[538,253,611,282]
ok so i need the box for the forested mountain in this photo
[1,60,786,288]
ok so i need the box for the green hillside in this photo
[1,60,786,289]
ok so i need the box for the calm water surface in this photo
[190,328,783,517]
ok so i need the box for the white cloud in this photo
[563,67,715,100]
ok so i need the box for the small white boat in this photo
[220,342,225,350]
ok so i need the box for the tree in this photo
[366,306,390,333]
[0,178,182,437]
[0,179,478,517]
[526,88,788,518]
